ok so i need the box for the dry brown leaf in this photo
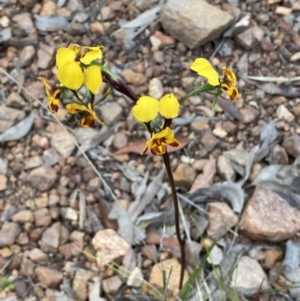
[114,137,191,155]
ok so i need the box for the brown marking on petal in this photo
[49,103,59,112]
[81,117,94,127]
[229,88,238,101]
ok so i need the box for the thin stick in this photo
[163,152,185,290]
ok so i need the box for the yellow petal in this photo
[56,48,76,69]
[132,96,159,123]
[66,103,85,114]
[38,77,52,97]
[56,62,84,90]
[49,96,60,112]
[159,94,180,119]
[81,47,103,64]
[80,115,95,127]
[222,67,238,101]
[190,58,220,86]
[86,102,104,125]
[84,65,102,94]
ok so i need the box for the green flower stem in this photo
[163,152,185,290]
[179,83,221,104]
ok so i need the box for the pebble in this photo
[200,129,219,152]
[50,130,76,158]
[265,249,283,266]
[99,102,122,126]
[207,245,223,265]
[0,16,10,27]
[0,158,8,175]
[161,0,233,49]
[0,175,7,191]
[271,144,289,164]
[0,222,21,247]
[149,258,189,293]
[282,135,300,158]
[212,127,227,138]
[35,267,63,289]
[19,0,38,8]
[276,105,295,122]
[120,69,147,86]
[275,6,292,15]
[40,0,57,15]
[5,92,27,108]
[102,275,123,294]
[217,155,236,181]
[127,267,143,287]
[33,208,52,227]
[148,78,164,99]
[12,13,35,31]
[24,156,44,170]
[73,269,95,301]
[37,43,55,69]
[40,222,61,252]
[112,132,128,150]
[43,148,59,166]
[235,26,264,50]
[191,119,209,133]
[92,229,131,267]
[231,256,269,295]
[0,106,25,133]
[29,248,48,264]
[207,202,238,239]
[27,166,57,192]
[12,210,34,223]
[239,105,260,123]
[173,163,196,188]
[20,45,36,67]
[61,208,78,221]
[0,247,13,258]
[239,185,300,242]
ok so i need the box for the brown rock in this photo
[239,185,300,242]
[217,155,236,181]
[264,249,283,266]
[149,258,189,293]
[92,229,130,267]
[18,0,38,8]
[5,92,27,108]
[102,275,123,294]
[27,166,57,192]
[0,106,25,133]
[37,43,55,69]
[161,0,233,49]
[73,269,95,301]
[0,175,7,191]
[200,129,219,152]
[235,26,264,50]
[271,145,289,165]
[35,267,63,288]
[99,102,123,126]
[230,256,269,295]
[239,105,260,123]
[112,132,128,150]
[12,13,34,31]
[191,118,209,133]
[12,210,34,223]
[29,248,48,264]
[121,69,146,86]
[20,45,35,67]
[0,222,21,247]
[33,208,52,227]
[282,135,300,158]
[40,0,57,15]
[173,163,196,188]
[40,222,60,252]
[207,202,238,239]
[51,131,76,158]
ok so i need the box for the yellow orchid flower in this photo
[132,94,180,123]
[190,58,239,101]
[38,77,61,112]
[142,127,180,155]
[65,102,104,127]
[56,44,103,94]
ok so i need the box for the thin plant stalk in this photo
[163,152,185,290]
